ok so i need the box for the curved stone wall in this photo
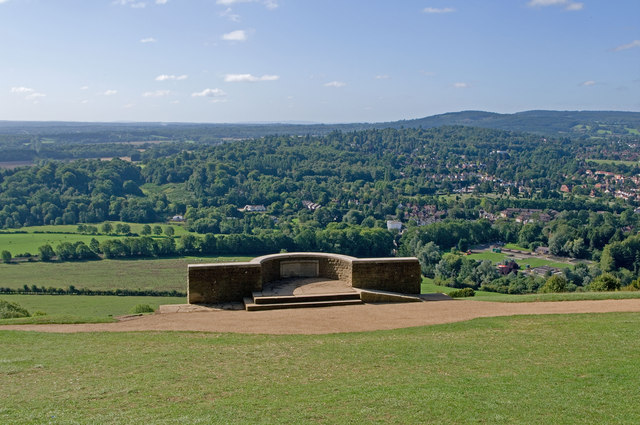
[188,252,421,304]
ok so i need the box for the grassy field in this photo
[1,222,191,255]
[421,278,640,302]
[0,256,252,292]
[503,243,532,252]
[1,313,640,423]
[586,158,639,166]
[0,295,186,324]
[467,251,573,269]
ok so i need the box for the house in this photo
[386,220,402,231]
[497,260,519,276]
[535,246,550,255]
[171,215,184,222]
[242,205,267,212]
[302,200,322,210]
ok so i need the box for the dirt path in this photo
[2,299,640,334]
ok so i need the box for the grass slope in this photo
[1,313,640,423]
[0,295,186,324]
[0,256,251,292]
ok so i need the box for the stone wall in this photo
[188,263,261,304]
[351,258,421,294]
[187,252,421,304]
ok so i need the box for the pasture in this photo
[0,222,191,256]
[1,313,639,423]
[0,256,251,292]
[0,295,186,324]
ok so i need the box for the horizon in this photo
[1,108,639,127]
[1,1,639,123]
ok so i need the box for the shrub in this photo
[0,299,31,319]
[540,275,568,293]
[449,288,475,298]
[130,304,155,314]
[626,279,640,291]
[589,273,621,292]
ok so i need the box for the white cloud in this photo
[103,90,118,96]
[10,86,45,101]
[192,88,227,101]
[423,7,455,13]
[216,0,277,9]
[140,37,157,43]
[581,80,596,87]
[375,75,390,80]
[155,74,188,81]
[123,103,135,109]
[527,0,584,11]
[324,81,346,88]
[114,0,147,8]
[224,73,279,82]
[222,30,247,41]
[453,82,470,88]
[156,0,168,4]
[220,8,241,22]
[142,90,171,97]
[11,87,34,94]
[0,0,11,4]
[613,40,640,52]
[80,85,89,90]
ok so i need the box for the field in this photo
[586,158,639,166]
[1,313,639,423]
[0,256,251,292]
[0,295,186,324]
[421,278,640,302]
[0,222,191,256]
[467,251,576,270]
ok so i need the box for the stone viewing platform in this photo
[187,252,422,310]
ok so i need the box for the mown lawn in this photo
[1,313,640,424]
[0,256,252,292]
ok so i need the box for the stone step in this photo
[251,292,360,305]
[244,298,363,311]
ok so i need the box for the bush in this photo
[0,299,31,319]
[449,288,475,298]
[589,273,621,292]
[540,275,568,293]
[130,304,155,314]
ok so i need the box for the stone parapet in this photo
[188,263,261,304]
[188,253,421,304]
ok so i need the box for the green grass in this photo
[0,232,129,256]
[586,158,638,166]
[421,278,640,302]
[1,313,640,423]
[503,243,532,252]
[467,251,572,269]
[0,256,252,292]
[0,295,185,324]
[626,127,640,136]
[141,182,196,205]
[1,222,191,255]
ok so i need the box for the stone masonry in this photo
[188,252,421,304]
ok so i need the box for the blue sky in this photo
[1,0,639,123]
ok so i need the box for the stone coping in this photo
[188,252,419,269]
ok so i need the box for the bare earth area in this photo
[2,299,640,334]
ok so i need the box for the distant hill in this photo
[380,110,640,137]
[0,110,639,141]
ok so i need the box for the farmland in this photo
[0,256,251,292]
